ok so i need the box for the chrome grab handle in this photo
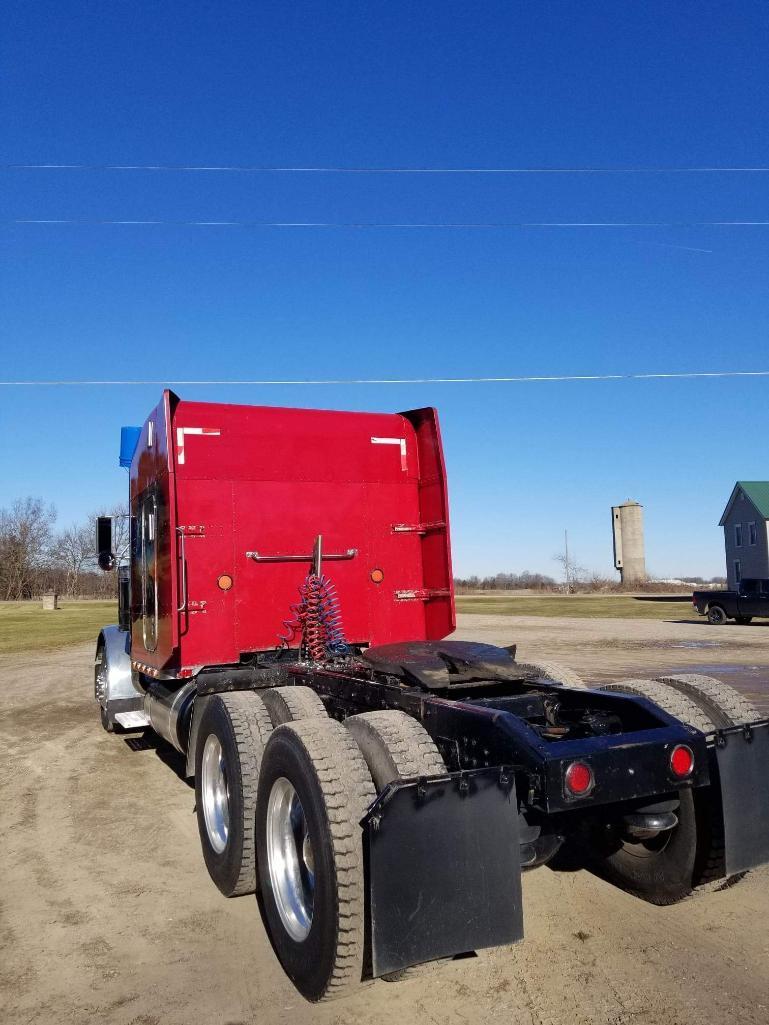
[246,548,357,563]
[177,527,188,612]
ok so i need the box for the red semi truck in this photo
[95,391,769,1001]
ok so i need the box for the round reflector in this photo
[564,760,594,796]
[370,568,385,584]
[217,574,233,591]
[670,744,694,778]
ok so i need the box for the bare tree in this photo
[0,498,56,599]
[553,532,588,594]
[51,523,94,596]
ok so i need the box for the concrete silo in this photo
[612,501,647,584]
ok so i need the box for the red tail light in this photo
[670,744,694,778]
[564,760,594,796]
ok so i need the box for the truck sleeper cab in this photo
[94,392,769,1002]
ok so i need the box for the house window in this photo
[749,522,757,546]
[734,523,743,547]
[734,560,741,584]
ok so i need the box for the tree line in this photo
[1,495,727,602]
[0,497,129,600]
[454,571,559,591]
[454,570,727,593]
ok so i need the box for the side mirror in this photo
[96,516,115,571]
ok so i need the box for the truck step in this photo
[113,710,151,730]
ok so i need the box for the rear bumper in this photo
[360,721,769,975]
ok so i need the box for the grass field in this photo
[0,601,118,655]
[0,595,697,656]
[456,594,699,621]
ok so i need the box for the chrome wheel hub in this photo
[266,777,315,941]
[201,734,230,854]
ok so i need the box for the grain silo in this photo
[612,501,646,584]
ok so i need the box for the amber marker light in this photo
[370,568,385,584]
[218,574,233,591]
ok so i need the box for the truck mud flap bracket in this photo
[711,720,769,877]
[363,767,523,979]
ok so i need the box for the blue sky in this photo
[2,1,768,579]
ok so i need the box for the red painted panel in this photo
[175,479,237,669]
[129,394,455,674]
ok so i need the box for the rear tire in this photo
[345,710,446,786]
[599,678,715,734]
[255,718,376,1002]
[261,686,327,726]
[514,659,585,688]
[707,605,728,625]
[593,678,718,904]
[345,710,447,982]
[655,673,759,728]
[194,692,273,897]
[598,789,700,906]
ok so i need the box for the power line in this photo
[8,218,769,229]
[5,162,769,174]
[2,371,768,387]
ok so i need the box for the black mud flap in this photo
[712,720,769,877]
[363,767,523,979]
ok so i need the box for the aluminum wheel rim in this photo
[201,734,230,854]
[266,777,315,941]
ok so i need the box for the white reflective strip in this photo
[370,436,407,471]
[176,426,221,465]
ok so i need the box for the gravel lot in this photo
[455,611,769,715]
[2,615,769,1025]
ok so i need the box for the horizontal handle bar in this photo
[246,548,357,563]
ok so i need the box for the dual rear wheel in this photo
[194,687,445,1001]
[589,674,759,904]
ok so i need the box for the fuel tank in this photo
[143,680,196,753]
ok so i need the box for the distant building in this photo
[719,482,769,588]
[612,500,646,584]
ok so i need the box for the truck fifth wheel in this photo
[94,391,769,1002]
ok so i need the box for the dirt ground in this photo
[2,615,769,1025]
[454,612,769,715]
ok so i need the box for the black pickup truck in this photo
[693,578,769,624]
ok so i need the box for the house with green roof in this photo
[719,482,769,588]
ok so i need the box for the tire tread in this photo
[198,692,272,897]
[346,710,446,781]
[261,686,327,726]
[274,717,376,999]
[514,659,585,688]
[600,678,716,734]
[655,673,759,728]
